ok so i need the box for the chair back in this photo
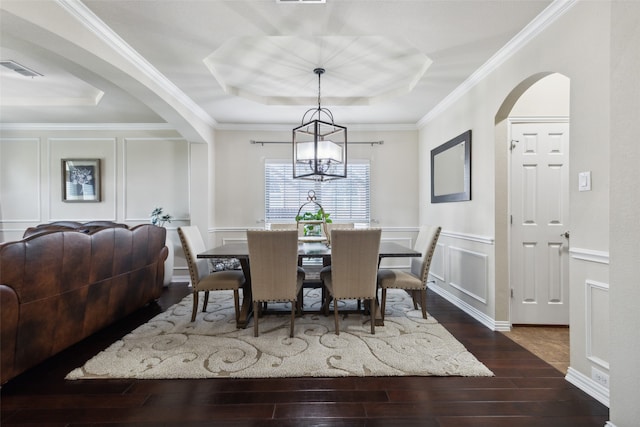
[325,222,354,244]
[410,225,441,284]
[247,229,300,302]
[329,228,381,300]
[269,223,297,230]
[177,226,210,286]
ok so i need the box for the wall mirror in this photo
[431,130,471,203]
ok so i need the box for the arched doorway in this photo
[495,72,571,327]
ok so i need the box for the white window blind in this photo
[265,160,370,223]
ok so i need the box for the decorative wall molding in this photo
[418,0,577,127]
[122,137,190,223]
[448,246,488,304]
[508,116,570,124]
[570,247,610,264]
[428,282,506,331]
[440,230,494,245]
[430,242,446,282]
[585,280,610,370]
[0,137,42,222]
[565,367,610,407]
[0,123,175,131]
[57,0,217,129]
[48,137,118,222]
[217,122,418,132]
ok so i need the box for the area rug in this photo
[66,288,493,379]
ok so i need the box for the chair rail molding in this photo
[569,247,610,264]
[440,230,494,245]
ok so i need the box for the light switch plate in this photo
[579,171,591,191]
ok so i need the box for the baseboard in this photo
[428,283,509,331]
[565,367,610,407]
[168,275,191,284]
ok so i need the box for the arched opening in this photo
[494,72,571,368]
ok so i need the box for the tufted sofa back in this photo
[0,224,167,384]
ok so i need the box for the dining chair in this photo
[321,228,382,335]
[377,225,441,321]
[268,223,298,231]
[246,229,305,337]
[178,226,245,323]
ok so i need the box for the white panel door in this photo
[510,121,570,325]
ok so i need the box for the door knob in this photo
[561,231,570,239]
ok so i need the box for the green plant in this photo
[150,207,173,227]
[296,208,332,236]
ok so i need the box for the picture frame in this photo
[62,159,101,202]
[431,130,471,203]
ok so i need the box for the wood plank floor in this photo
[1,283,609,426]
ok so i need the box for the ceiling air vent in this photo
[277,0,326,3]
[0,60,43,77]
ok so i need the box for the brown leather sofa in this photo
[0,223,168,384]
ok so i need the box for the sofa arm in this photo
[1,285,19,384]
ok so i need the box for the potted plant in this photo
[296,208,332,236]
[150,207,174,286]
[150,207,173,227]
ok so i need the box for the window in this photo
[265,160,370,224]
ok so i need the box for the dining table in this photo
[198,241,421,328]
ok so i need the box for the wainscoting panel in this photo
[448,246,488,304]
[379,237,413,269]
[123,138,189,222]
[49,138,117,221]
[430,242,445,282]
[0,138,41,222]
[586,279,610,370]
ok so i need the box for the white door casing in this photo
[510,121,570,325]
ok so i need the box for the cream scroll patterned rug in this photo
[66,288,493,379]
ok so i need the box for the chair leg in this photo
[323,294,331,316]
[370,298,376,335]
[233,289,240,323]
[333,298,340,335]
[202,291,210,313]
[298,288,304,316]
[381,288,387,321]
[191,290,199,322]
[290,303,295,338]
[253,301,260,337]
[411,290,419,310]
[420,289,427,319]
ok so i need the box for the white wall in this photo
[210,128,420,268]
[418,0,614,407]
[0,126,191,278]
[609,1,640,425]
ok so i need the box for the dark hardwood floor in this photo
[1,283,609,426]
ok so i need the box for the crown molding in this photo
[215,122,418,132]
[417,0,577,128]
[56,0,217,129]
[0,123,176,131]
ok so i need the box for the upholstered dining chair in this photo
[321,228,382,335]
[246,229,305,337]
[377,225,441,321]
[178,226,245,323]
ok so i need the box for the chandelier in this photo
[293,68,347,181]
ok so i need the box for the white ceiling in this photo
[0,0,554,128]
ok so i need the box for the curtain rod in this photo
[250,140,383,146]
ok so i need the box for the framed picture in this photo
[431,130,471,203]
[62,159,101,202]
